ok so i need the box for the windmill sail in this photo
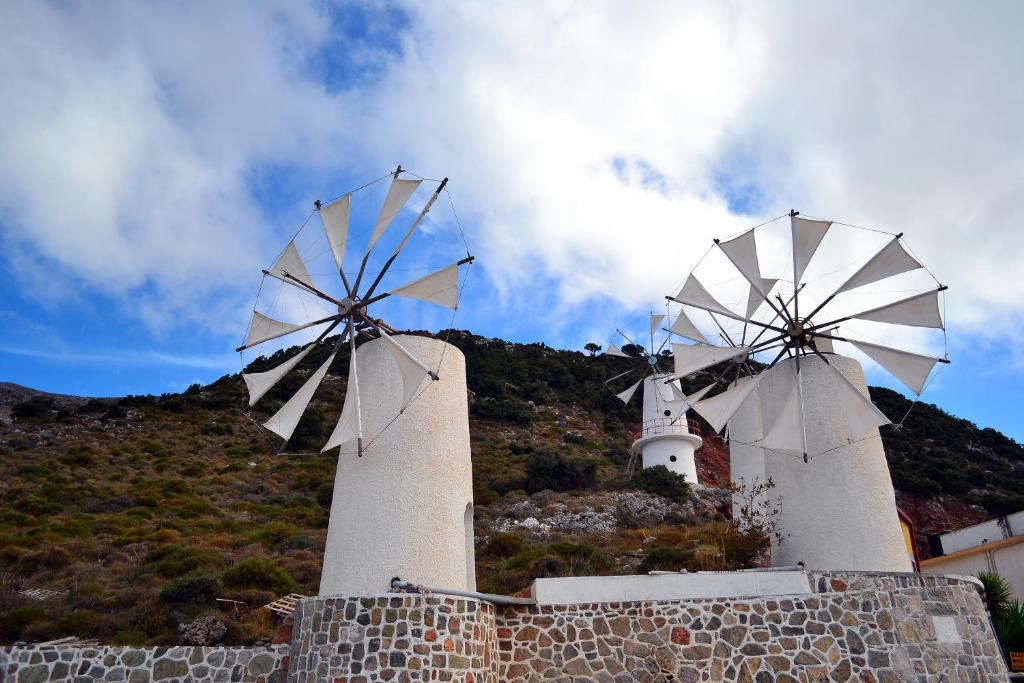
[243,343,316,406]
[378,329,432,409]
[848,289,943,329]
[322,354,361,452]
[268,241,315,290]
[717,229,767,297]
[848,339,940,395]
[650,313,666,342]
[670,309,708,344]
[264,352,336,441]
[246,311,305,348]
[825,362,891,440]
[673,275,742,320]
[606,342,629,357]
[669,343,750,380]
[320,195,351,269]
[836,237,922,294]
[759,364,805,457]
[689,374,764,433]
[616,377,644,405]
[366,177,422,254]
[390,263,460,310]
[746,278,778,318]
[791,217,831,284]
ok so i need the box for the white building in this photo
[921,511,1024,600]
[632,374,704,486]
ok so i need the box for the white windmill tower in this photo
[665,210,949,571]
[237,166,477,595]
[605,314,705,486]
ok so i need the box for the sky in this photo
[0,1,1022,441]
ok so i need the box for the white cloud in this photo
[1,0,1022,371]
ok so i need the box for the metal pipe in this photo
[390,579,535,606]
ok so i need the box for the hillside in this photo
[1,330,1021,646]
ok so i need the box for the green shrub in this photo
[630,465,691,504]
[249,522,302,549]
[637,547,692,573]
[159,573,220,604]
[482,533,525,559]
[0,604,47,641]
[144,544,221,577]
[221,557,296,595]
[472,398,534,426]
[525,451,597,493]
[994,600,1024,651]
[316,483,334,508]
[978,572,1014,615]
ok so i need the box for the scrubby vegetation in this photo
[0,330,1020,645]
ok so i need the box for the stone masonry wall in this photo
[495,573,1007,682]
[0,644,289,682]
[287,594,497,682]
[1,572,1009,682]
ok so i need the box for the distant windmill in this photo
[665,210,949,571]
[237,166,474,456]
[604,313,705,485]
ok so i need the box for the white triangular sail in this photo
[650,313,666,341]
[849,289,943,329]
[366,177,423,254]
[760,364,805,457]
[684,382,715,405]
[848,339,940,395]
[674,275,741,320]
[669,343,750,380]
[690,374,764,433]
[836,237,922,294]
[320,195,351,269]
[670,309,708,344]
[791,217,831,284]
[718,229,766,296]
[390,263,459,310]
[322,354,361,452]
[745,278,779,319]
[268,241,315,290]
[825,362,891,440]
[264,352,336,441]
[616,377,644,405]
[606,342,629,358]
[243,343,316,406]
[378,329,432,409]
[245,311,304,348]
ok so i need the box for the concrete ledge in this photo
[530,570,812,605]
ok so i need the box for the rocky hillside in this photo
[0,330,1020,646]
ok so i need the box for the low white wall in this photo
[940,518,1007,555]
[922,537,1024,602]
[531,571,811,605]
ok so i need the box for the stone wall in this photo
[1,572,1010,681]
[0,644,289,682]
[495,572,1007,682]
[288,594,497,682]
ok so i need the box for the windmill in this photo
[604,313,705,484]
[664,210,949,571]
[237,165,473,457]
[238,166,480,595]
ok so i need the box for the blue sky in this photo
[1,1,1022,442]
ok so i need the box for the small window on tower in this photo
[663,409,671,416]
[669,455,677,463]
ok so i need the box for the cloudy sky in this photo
[1,1,1022,439]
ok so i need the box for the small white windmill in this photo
[604,314,705,485]
[664,210,949,571]
[236,165,473,456]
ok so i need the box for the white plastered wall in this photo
[729,354,910,571]
[319,335,474,596]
